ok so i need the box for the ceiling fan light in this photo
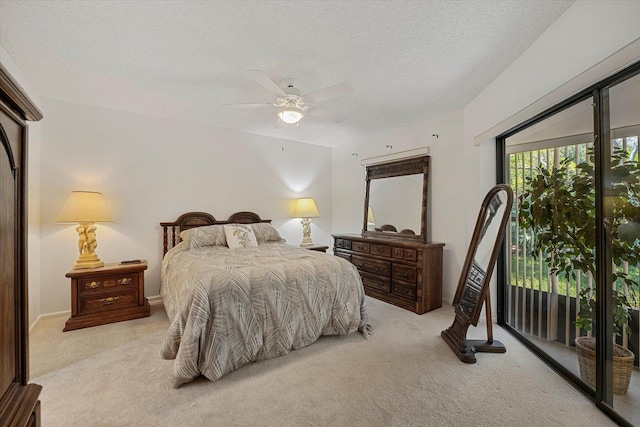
[278,108,304,124]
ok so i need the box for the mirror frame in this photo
[441,184,514,364]
[451,184,513,325]
[362,156,430,243]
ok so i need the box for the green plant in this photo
[518,148,640,336]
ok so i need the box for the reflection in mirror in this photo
[441,184,513,364]
[459,189,509,317]
[367,175,423,234]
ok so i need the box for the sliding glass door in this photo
[606,70,640,419]
[497,61,640,426]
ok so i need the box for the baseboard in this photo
[148,295,163,306]
[30,295,164,331]
[29,309,70,332]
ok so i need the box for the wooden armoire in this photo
[0,64,43,426]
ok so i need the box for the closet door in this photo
[0,66,42,426]
[0,104,25,398]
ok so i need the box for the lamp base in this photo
[299,218,315,247]
[74,254,104,270]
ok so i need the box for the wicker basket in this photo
[575,336,635,395]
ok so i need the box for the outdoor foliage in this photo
[518,148,640,335]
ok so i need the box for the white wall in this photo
[39,99,333,314]
[331,0,640,310]
[331,111,465,304]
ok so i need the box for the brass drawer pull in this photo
[118,278,132,285]
[86,281,100,289]
[100,296,120,305]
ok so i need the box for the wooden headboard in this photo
[160,211,271,256]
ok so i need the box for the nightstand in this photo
[304,245,329,253]
[63,261,150,332]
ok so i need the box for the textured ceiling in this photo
[0,1,574,147]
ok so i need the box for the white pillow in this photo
[224,224,258,249]
[179,225,227,249]
[248,223,286,244]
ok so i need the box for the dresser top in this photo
[332,233,444,249]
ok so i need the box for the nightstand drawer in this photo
[78,274,138,294]
[79,289,138,314]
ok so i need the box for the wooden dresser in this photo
[333,233,444,314]
[0,66,43,425]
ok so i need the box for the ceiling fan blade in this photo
[306,107,344,123]
[245,69,286,98]
[222,103,273,109]
[303,82,353,104]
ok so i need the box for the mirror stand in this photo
[441,184,513,364]
[441,292,505,363]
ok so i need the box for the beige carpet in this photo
[31,298,614,427]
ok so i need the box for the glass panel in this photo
[608,72,640,421]
[367,174,422,234]
[505,98,595,391]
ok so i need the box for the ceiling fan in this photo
[224,70,354,125]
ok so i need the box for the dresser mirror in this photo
[441,184,513,363]
[363,156,430,243]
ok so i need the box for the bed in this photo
[159,211,370,387]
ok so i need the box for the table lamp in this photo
[56,191,113,269]
[292,197,320,247]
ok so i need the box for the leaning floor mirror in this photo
[441,184,513,363]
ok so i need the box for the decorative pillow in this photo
[248,223,286,244]
[179,225,227,249]
[224,224,258,249]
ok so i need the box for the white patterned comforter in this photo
[160,242,369,387]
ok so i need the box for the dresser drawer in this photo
[392,281,417,300]
[392,264,416,283]
[370,244,391,257]
[352,255,390,276]
[78,274,137,295]
[360,271,391,293]
[351,241,370,253]
[79,290,138,314]
[392,247,417,262]
[335,239,352,250]
[334,251,352,262]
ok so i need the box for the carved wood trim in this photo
[160,211,272,256]
[0,63,43,121]
[366,156,427,179]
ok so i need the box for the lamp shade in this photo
[292,198,320,218]
[278,108,304,124]
[367,207,375,224]
[56,191,113,223]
